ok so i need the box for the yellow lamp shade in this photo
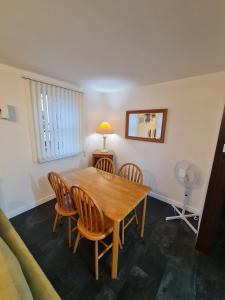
[96,122,113,134]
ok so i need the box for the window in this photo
[26,79,83,163]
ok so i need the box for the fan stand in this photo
[166,190,199,234]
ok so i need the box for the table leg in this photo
[140,196,147,238]
[111,220,120,279]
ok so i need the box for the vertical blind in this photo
[26,79,83,163]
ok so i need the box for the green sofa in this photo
[0,209,61,300]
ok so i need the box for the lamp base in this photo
[101,135,108,153]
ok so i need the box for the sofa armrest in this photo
[0,209,61,300]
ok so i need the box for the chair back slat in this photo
[48,172,75,210]
[95,158,114,174]
[118,163,143,184]
[70,186,104,234]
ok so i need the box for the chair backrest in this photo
[70,186,105,234]
[95,158,114,174]
[48,172,75,210]
[118,163,143,184]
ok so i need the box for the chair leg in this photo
[119,237,123,249]
[95,241,99,280]
[68,216,72,248]
[57,215,63,225]
[52,213,59,232]
[122,219,125,245]
[134,209,139,225]
[73,232,81,254]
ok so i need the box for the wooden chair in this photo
[95,157,114,174]
[70,185,121,280]
[48,172,78,248]
[117,163,143,244]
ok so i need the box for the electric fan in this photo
[166,160,200,234]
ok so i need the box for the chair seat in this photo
[55,203,77,217]
[77,217,113,241]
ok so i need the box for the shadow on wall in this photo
[78,153,89,169]
[30,175,53,202]
[87,153,94,167]
[142,169,158,193]
[29,156,88,203]
[8,105,17,122]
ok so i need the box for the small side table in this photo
[92,150,114,167]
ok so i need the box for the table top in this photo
[62,167,150,222]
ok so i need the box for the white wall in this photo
[0,63,85,218]
[85,72,225,213]
[0,62,224,218]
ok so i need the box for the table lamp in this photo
[96,122,113,152]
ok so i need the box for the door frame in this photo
[196,105,225,253]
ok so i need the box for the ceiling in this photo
[0,0,225,91]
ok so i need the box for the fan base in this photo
[166,205,199,234]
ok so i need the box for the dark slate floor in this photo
[11,197,225,300]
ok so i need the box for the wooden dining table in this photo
[61,167,150,279]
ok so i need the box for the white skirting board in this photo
[150,191,201,215]
[5,191,200,219]
[6,194,55,219]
